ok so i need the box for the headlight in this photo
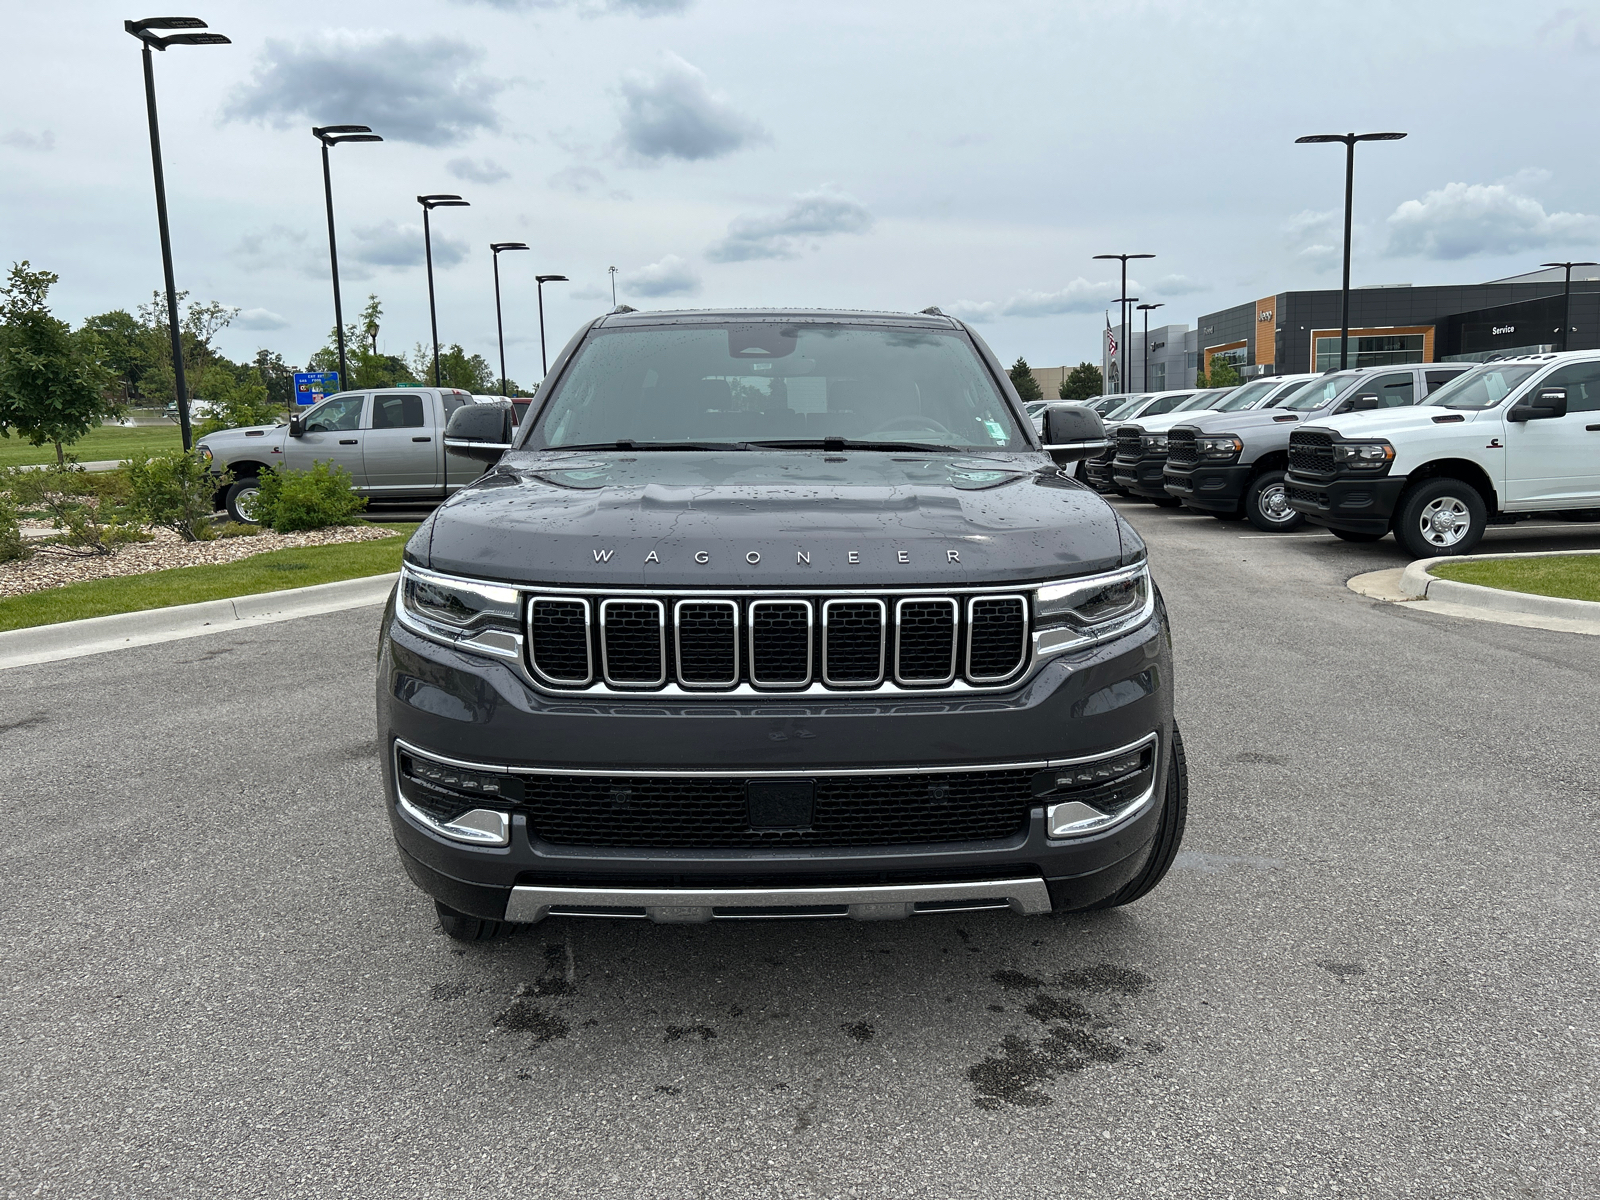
[1195,434,1243,461]
[1035,562,1154,652]
[199,444,213,463]
[1333,440,1394,469]
[399,564,521,633]
[1140,434,1168,452]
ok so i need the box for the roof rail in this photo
[610,305,636,314]
[920,306,945,316]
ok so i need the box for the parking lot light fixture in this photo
[313,126,384,390]
[417,195,471,386]
[124,16,232,452]
[1295,132,1407,371]
[1137,303,1164,390]
[1094,253,1155,397]
[535,275,569,375]
[1539,261,1598,352]
[490,243,531,396]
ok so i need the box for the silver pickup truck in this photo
[197,387,499,522]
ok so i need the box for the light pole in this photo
[1094,253,1155,398]
[490,242,530,395]
[313,125,382,390]
[536,275,568,375]
[124,16,230,452]
[417,194,470,386]
[1540,261,1598,352]
[1295,131,1406,370]
[1137,302,1164,390]
[608,265,618,308]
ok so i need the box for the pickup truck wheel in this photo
[1079,726,1188,911]
[1330,528,1384,543]
[1395,478,1487,558]
[224,478,265,525]
[1244,470,1304,532]
[435,900,509,942]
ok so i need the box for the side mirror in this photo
[1507,387,1568,422]
[444,399,516,464]
[1348,393,1382,411]
[1040,404,1111,466]
[288,414,305,438]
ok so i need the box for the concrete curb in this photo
[0,572,398,672]
[1397,550,1600,621]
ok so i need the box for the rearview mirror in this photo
[1507,387,1567,422]
[1040,404,1111,466]
[288,414,305,438]
[444,399,516,464]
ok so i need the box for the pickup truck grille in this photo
[1288,429,1335,474]
[526,591,1030,692]
[1114,428,1143,463]
[1165,429,1198,465]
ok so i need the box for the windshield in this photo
[1169,391,1216,413]
[532,323,1026,451]
[1105,395,1151,420]
[1279,372,1362,412]
[1423,364,1542,410]
[1216,379,1282,412]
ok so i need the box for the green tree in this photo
[253,349,298,409]
[306,295,423,390]
[136,292,241,409]
[1008,356,1043,402]
[0,262,120,465]
[1059,361,1104,401]
[196,363,281,434]
[1196,356,1242,390]
[81,309,159,402]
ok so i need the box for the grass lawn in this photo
[0,424,184,468]
[0,524,419,632]
[1431,554,1600,603]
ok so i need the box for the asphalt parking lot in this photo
[4,505,1598,1200]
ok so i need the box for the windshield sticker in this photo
[983,419,1007,443]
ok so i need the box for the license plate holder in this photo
[746,780,815,830]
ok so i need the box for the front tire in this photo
[1330,528,1384,543]
[435,900,509,942]
[1083,727,1188,910]
[1244,469,1304,532]
[1394,477,1487,559]
[224,477,265,525]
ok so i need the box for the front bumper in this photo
[376,593,1175,922]
[1084,456,1121,492]
[1285,472,1407,534]
[1113,454,1172,499]
[1162,462,1250,512]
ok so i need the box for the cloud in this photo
[231,225,340,280]
[447,156,511,184]
[349,220,469,269]
[569,285,612,301]
[1283,209,1341,273]
[1,129,54,152]
[454,0,689,11]
[1151,274,1207,297]
[705,186,873,262]
[616,53,767,162]
[1538,8,1600,53]
[224,34,505,147]
[549,165,608,193]
[949,278,1127,323]
[1385,181,1598,260]
[236,309,291,331]
[622,254,700,297]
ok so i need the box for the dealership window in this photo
[1315,334,1424,372]
[1149,362,1167,390]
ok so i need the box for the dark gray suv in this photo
[377,309,1186,940]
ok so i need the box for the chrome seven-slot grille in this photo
[1165,428,1198,465]
[527,592,1030,691]
[1288,429,1336,474]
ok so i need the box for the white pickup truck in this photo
[1285,352,1600,557]
[198,387,497,522]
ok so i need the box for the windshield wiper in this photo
[551,440,751,452]
[745,438,968,454]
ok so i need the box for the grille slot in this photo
[822,599,886,686]
[966,596,1027,682]
[599,599,666,687]
[895,598,958,685]
[528,598,591,685]
[674,600,738,687]
[1288,429,1336,474]
[748,600,813,687]
[1166,429,1198,465]
[1114,428,1143,462]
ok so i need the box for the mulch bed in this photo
[0,524,405,599]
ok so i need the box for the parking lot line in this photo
[1236,533,1335,539]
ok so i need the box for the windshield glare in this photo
[1280,373,1361,412]
[533,323,1026,450]
[1106,395,1151,419]
[1170,391,1217,412]
[1216,379,1280,412]
[1423,364,1541,410]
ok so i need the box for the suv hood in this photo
[1307,406,1492,440]
[420,450,1130,587]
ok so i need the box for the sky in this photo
[3,0,1599,385]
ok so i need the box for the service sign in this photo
[293,371,340,406]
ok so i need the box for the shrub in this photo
[125,449,229,542]
[254,461,367,532]
[0,463,148,557]
[0,488,30,563]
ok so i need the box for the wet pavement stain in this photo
[1317,959,1367,980]
[493,999,570,1043]
[969,963,1156,1110]
[840,1021,874,1043]
[654,1085,682,1096]
[664,1024,717,1043]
